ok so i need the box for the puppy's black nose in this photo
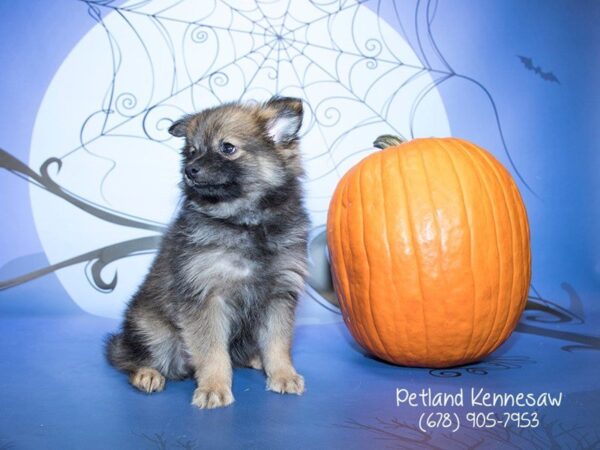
[185,164,200,179]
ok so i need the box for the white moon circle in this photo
[30,0,450,319]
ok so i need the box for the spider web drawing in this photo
[46,0,454,225]
[1,0,537,319]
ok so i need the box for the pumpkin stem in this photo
[373,134,406,150]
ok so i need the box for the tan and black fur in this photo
[106,97,309,409]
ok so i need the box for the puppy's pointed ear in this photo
[265,96,303,145]
[168,115,192,137]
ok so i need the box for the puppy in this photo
[106,96,309,409]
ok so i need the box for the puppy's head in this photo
[169,96,304,213]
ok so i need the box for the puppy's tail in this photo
[105,330,150,373]
[105,332,132,371]
[105,332,122,364]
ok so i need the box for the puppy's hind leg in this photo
[106,331,166,394]
[129,367,166,393]
[106,313,188,393]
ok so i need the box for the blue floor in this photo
[1,303,599,450]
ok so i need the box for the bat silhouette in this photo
[517,55,560,84]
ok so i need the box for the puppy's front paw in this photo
[267,371,305,395]
[192,385,234,409]
[129,367,166,393]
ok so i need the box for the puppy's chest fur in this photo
[171,217,292,303]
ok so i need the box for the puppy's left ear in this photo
[168,115,192,138]
[265,96,303,145]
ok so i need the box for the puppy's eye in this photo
[221,142,237,155]
[188,146,198,155]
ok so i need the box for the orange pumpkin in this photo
[327,136,531,368]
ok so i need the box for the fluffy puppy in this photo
[106,96,309,409]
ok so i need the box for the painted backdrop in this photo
[1,1,599,337]
[1,2,600,447]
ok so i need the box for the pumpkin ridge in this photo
[507,183,531,328]
[418,141,451,358]
[358,162,393,361]
[377,151,405,361]
[512,183,532,283]
[470,144,520,352]
[457,140,504,356]
[332,176,355,337]
[341,166,376,355]
[513,183,532,313]
[396,147,430,362]
[340,171,369,348]
[439,143,478,363]
[335,176,356,338]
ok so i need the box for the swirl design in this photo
[191,26,209,43]
[429,356,535,378]
[115,92,138,115]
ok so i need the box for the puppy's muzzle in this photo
[185,164,200,186]
[184,163,230,188]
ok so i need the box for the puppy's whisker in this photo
[184,173,195,187]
